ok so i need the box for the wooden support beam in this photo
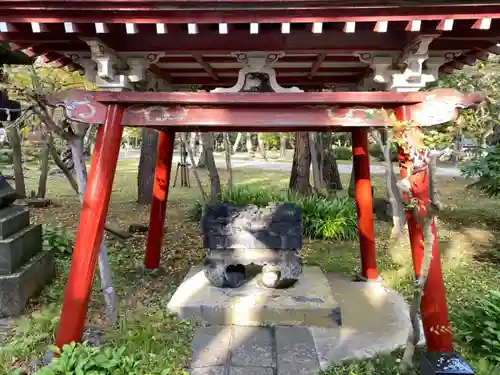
[144,129,175,270]
[187,23,198,35]
[308,53,327,79]
[192,53,218,81]
[250,23,259,34]
[0,22,17,33]
[125,23,138,34]
[63,22,80,33]
[156,23,168,34]
[405,20,421,32]
[31,22,48,33]
[311,22,323,34]
[218,23,228,34]
[281,22,291,34]
[394,105,453,353]
[46,88,483,130]
[2,5,500,24]
[351,128,377,280]
[436,19,454,31]
[374,21,388,33]
[55,104,124,348]
[472,18,492,30]
[343,21,356,33]
[95,22,109,34]
[147,64,173,83]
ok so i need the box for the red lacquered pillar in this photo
[56,105,124,347]
[144,129,176,270]
[351,128,378,280]
[394,106,453,352]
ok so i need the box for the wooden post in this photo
[144,130,176,270]
[55,105,124,347]
[394,106,453,352]
[351,128,378,280]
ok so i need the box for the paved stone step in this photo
[276,327,320,375]
[189,325,320,375]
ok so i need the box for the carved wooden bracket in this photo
[211,52,303,93]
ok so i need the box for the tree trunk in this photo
[36,134,50,198]
[289,132,312,195]
[223,133,233,191]
[137,128,159,204]
[257,133,267,160]
[201,133,222,205]
[69,135,117,326]
[232,132,242,154]
[348,168,355,198]
[181,133,207,200]
[279,134,287,158]
[189,132,197,153]
[246,132,253,157]
[323,149,343,190]
[47,136,80,193]
[196,134,207,168]
[371,130,406,239]
[308,132,323,191]
[7,127,25,198]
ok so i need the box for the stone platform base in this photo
[0,250,55,317]
[167,266,341,327]
[187,273,425,375]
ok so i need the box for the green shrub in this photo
[189,187,358,241]
[43,227,73,256]
[454,290,500,363]
[333,146,352,160]
[368,143,399,162]
[0,306,60,373]
[34,343,144,375]
[0,149,13,165]
[461,146,500,197]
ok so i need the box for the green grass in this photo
[0,160,499,374]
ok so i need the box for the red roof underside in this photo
[1,1,499,90]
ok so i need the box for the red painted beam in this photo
[0,30,410,53]
[46,88,483,128]
[1,32,495,57]
[394,105,453,353]
[351,128,377,280]
[92,90,429,105]
[55,104,124,347]
[144,129,175,270]
[2,6,500,23]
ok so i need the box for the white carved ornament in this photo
[211,52,303,93]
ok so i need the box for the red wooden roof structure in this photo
[0,0,492,364]
[1,1,500,90]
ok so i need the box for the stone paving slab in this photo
[191,326,232,368]
[229,366,274,375]
[230,326,274,368]
[190,366,226,375]
[276,326,321,375]
[168,266,340,327]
